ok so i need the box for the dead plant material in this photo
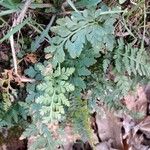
[123,85,148,119]
[95,110,124,150]
[24,53,38,64]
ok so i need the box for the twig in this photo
[130,0,137,5]
[116,32,130,37]
[141,0,146,49]
[15,0,32,25]
[9,0,32,76]
[29,3,53,9]
[9,35,18,75]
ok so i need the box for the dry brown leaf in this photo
[95,142,110,150]
[137,116,150,132]
[24,53,38,63]
[27,135,37,148]
[122,115,150,150]
[96,117,112,141]
[61,143,73,150]
[0,51,9,61]
[123,115,135,139]
[91,131,99,145]
[124,85,147,118]
[59,124,80,147]
[45,53,53,59]
[96,110,124,150]
[0,144,7,150]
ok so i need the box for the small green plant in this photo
[0,0,149,149]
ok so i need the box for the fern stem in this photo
[50,90,56,122]
[61,22,96,46]
[58,63,61,75]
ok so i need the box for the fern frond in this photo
[44,7,117,66]
[22,123,62,150]
[33,67,75,123]
[0,102,28,128]
[115,75,132,96]
[1,92,11,111]
[114,40,150,76]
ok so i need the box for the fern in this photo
[0,89,28,128]
[36,67,74,123]
[1,92,11,111]
[1,1,149,150]
[0,102,28,128]
[24,6,148,149]
[64,45,99,95]
[114,39,150,76]
[114,75,132,96]
[22,123,62,150]
[44,6,117,66]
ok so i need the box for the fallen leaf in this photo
[137,116,150,132]
[24,53,38,63]
[123,115,135,139]
[124,85,147,118]
[0,51,9,61]
[96,110,124,150]
[45,53,52,59]
[95,142,110,150]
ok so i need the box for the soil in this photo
[0,127,27,150]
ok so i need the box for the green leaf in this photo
[77,0,101,7]
[103,59,110,72]
[115,75,131,96]
[73,77,86,90]
[12,109,18,123]
[119,0,127,4]
[0,1,19,9]
[67,0,79,13]
[78,67,91,76]
[25,66,37,78]
[0,9,17,17]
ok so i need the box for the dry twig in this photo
[9,0,33,82]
